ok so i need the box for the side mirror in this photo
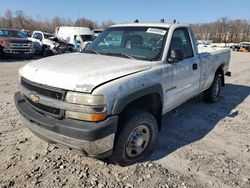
[168,49,184,62]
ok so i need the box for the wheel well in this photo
[121,93,163,131]
[216,65,225,87]
[42,44,47,48]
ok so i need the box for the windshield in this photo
[85,27,168,61]
[0,29,28,38]
[80,35,94,42]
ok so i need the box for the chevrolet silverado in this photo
[14,23,231,165]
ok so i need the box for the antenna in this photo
[77,8,80,22]
[134,19,139,23]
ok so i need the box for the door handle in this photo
[192,63,198,70]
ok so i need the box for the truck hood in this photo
[20,53,151,93]
[0,36,31,43]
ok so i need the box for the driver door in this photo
[163,28,200,111]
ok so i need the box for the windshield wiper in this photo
[85,49,101,55]
[118,52,136,60]
[104,52,136,60]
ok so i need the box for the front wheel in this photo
[203,74,222,103]
[110,109,158,166]
[41,46,50,57]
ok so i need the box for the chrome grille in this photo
[21,77,66,118]
[25,97,62,117]
[9,42,31,49]
[21,78,64,100]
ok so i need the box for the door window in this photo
[169,28,194,59]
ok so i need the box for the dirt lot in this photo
[0,52,249,188]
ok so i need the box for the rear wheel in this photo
[110,109,158,166]
[203,74,222,103]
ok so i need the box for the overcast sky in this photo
[0,0,249,24]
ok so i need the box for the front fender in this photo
[43,39,57,49]
[112,84,163,115]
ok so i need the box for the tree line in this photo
[0,10,114,34]
[190,17,250,43]
[0,10,249,43]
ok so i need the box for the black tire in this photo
[41,46,49,57]
[27,54,34,60]
[0,49,6,60]
[203,73,222,103]
[109,109,158,166]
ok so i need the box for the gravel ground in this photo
[0,51,249,188]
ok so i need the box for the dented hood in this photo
[20,53,151,93]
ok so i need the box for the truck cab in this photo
[30,31,56,56]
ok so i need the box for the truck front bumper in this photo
[14,92,118,158]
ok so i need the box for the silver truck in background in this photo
[15,22,231,165]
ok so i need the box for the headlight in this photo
[18,68,23,83]
[66,91,106,105]
[65,91,107,122]
[0,41,8,47]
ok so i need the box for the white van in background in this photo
[55,26,94,51]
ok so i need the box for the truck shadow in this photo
[147,83,250,162]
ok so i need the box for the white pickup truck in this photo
[29,31,74,56]
[15,23,231,165]
[29,31,57,56]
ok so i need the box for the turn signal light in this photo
[65,111,107,122]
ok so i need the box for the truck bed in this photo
[197,46,231,92]
[198,46,231,54]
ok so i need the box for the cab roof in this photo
[109,22,189,29]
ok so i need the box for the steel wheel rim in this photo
[125,125,150,158]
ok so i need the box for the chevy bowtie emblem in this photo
[29,93,39,103]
